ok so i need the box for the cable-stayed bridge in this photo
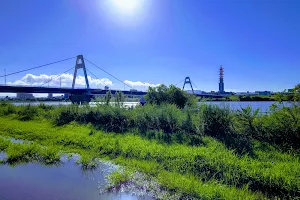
[0,55,225,103]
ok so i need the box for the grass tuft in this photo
[0,102,300,199]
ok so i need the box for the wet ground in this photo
[0,153,154,200]
[0,136,185,199]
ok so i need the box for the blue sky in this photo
[1,0,300,93]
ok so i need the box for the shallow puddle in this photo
[0,156,154,200]
[0,152,6,161]
[0,136,27,144]
[8,137,26,144]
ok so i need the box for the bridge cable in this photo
[85,67,108,89]
[39,66,75,87]
[175,79,184,86]
[191,81,199,91]
[84,58,134,89]
[0,56,77,79]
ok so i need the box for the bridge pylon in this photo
[72,55,90,90]
[70,55,92,104]
[182,77,194,94]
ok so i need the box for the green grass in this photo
[106,169,133,189]
[0,137,10,151]
[1,101,300,153]
[0,137,61,165]
[0,117,299,199]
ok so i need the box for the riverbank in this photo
[0,102,300,199]
[0,118,265,199]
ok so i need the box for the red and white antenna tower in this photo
[219,65,224,93]
[219,65,224,81]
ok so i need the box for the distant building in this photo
[16,93,34,99]
[48,93,53,99]
[130,89,138,92]
[255,91,271,96]
[104,86,109,90]
[235,92,257,96]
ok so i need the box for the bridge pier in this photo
[69,94,93,104]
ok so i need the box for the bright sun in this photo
[112,0,140,13]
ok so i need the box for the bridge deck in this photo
[0,85,146,96]
[0,85,225,98]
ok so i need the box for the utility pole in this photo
[60,76,62,88]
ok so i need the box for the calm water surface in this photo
[202,101,291,113]
[0,156,153,200]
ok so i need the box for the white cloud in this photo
[8,73,113,88]
[124,80,160,88]
[5,74,161,92]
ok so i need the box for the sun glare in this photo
[112,0,140,13]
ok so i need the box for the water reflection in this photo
[0,157,153,200]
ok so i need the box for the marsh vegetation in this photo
[0,84,299,199]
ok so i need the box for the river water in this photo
[203,101,292,113]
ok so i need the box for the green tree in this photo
[115,91,125,107]
[235,106,260,137]
[274,91,284,103]
[105,90,112,105]
[167,85,188,108]
[145,85,169,105]
[145,84,195,108]
[293,83,300,102]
